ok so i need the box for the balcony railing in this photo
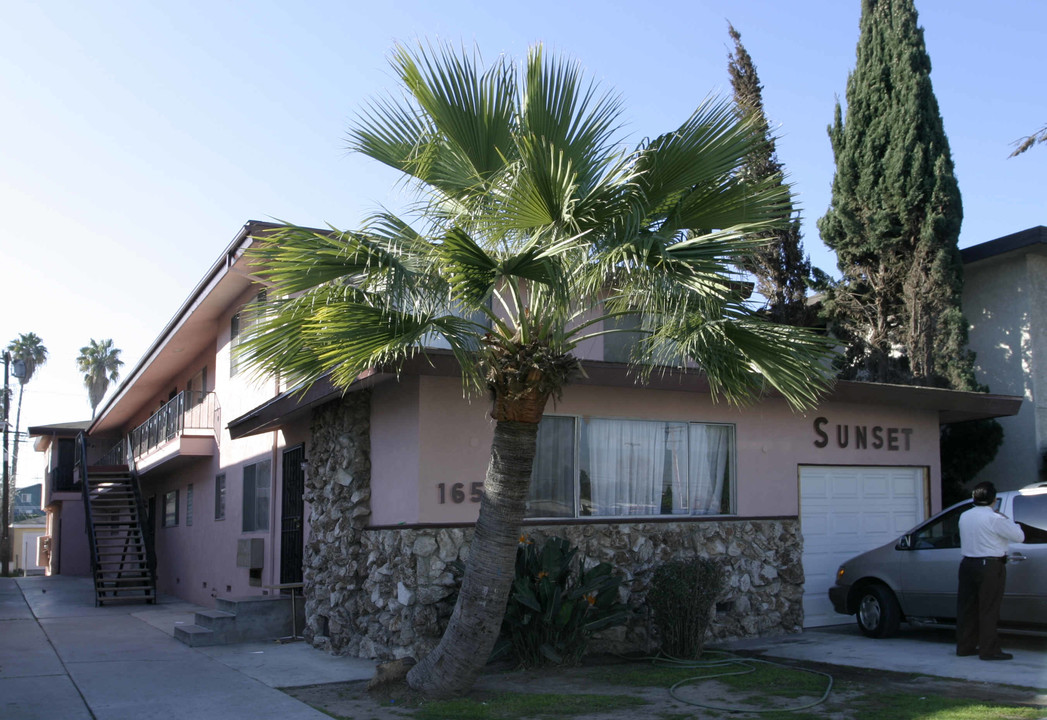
[128,390,220,460]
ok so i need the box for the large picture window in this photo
[242,459,271,532]
[525,416,735,519]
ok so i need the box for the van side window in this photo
[1013,495,1047,544]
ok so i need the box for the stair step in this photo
[174,624,216,647]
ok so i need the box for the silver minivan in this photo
[828,482,1047,637]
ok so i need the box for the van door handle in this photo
[1007,553,1026,563]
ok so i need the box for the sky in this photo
[1,0,1043,487]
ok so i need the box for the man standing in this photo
[956,481,1025,660]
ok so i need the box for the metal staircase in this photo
[77,434,157,606]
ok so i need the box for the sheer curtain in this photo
[585,419,667,516]
[527,416,575,517]
[688,424,732,514]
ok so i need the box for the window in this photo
[187,367,207,406]
[163,490,179,527]
[911,502,970,550]
[525,416,735,519]
[186,484,194,527]
[215,473,226,520]
[242,459,271,532]
[1013,494,1047,544]
[230,290,265,376]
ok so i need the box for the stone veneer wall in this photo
[305,394,805,660]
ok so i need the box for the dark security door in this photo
[280,445,305,586]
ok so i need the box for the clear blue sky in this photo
[2,0,1043,486]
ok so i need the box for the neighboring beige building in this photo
[962,226,1047,490]
[11,518,46,575]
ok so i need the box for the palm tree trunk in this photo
[406,418,539,697]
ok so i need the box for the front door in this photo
[280,445,306,586]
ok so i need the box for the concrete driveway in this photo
[1,575,375,720]
[724,621,1047,692]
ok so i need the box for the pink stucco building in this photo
[32,220,1021,655]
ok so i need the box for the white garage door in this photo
[799,466,926,627]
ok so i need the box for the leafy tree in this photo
[241,43,835,697]
[76,339,123,419]
[818,0,974,390]
[819,0,1001,497]
[726,23,813,326]
[6,333,47,519]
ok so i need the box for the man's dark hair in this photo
[972,481,997,506]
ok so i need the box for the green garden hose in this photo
[652,650,835,714]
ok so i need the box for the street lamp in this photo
[2,351,26,576]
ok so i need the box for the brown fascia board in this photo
[227,349,1021,438]
[961,225,1047,265]
[87,221,319,435]
[27,420,93,437]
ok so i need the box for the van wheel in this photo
[856,585,900,638]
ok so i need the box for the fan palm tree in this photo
[6,332,47,520]
[240,43,836,697]
[76,339,123,419]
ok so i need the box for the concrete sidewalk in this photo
[1,575,376,720]
[4,575,1044,719]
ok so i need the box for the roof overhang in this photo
[89,221,286,435]
[961,225,1047,265]
[27,420,92,452]
[227,350,1022,439]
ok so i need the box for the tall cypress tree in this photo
[818,0,974,389]
[727,23,812,326]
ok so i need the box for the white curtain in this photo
[586,419,667,516]
[527,416,575,517]
[688,424,731,514]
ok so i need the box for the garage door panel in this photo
[800,466,925,628]
[832,476,860,497]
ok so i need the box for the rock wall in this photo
[304,395,805,660]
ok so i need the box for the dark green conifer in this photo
[818,0,974,389]
[727,23,812,326]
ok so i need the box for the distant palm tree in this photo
[76,339,123,419]
[7,333,47,510]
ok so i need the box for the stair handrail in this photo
[125,434,158,598]
[75,432,101,605]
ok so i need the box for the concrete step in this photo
[174,595,303,647]
[174,623,217,647]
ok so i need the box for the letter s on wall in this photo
[813,417,829,448]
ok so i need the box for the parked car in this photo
[829,482,1047,637]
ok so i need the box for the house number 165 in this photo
[437,482,483,504]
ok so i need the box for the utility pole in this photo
[2,351,11,575]
[1,351,25,576]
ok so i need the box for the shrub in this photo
[495,536,630,667]
[648,558,725,659]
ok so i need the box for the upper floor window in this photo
[526,415,735,519]
[187,367,207,406]
[230,290,266,376]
